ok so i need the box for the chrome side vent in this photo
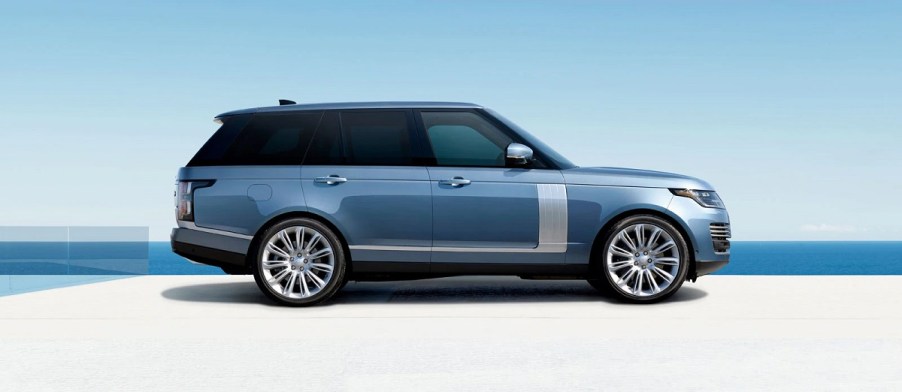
[710,223,731,254]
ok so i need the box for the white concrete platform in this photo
[1,276,901,391]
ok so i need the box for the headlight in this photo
[670,188,725,209]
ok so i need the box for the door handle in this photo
[314,175,348,185]
[439,177,471,187]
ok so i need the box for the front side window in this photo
[341,111,415,166]
[421,111,512,167]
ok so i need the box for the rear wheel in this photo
[589,215,689,303]
[252,218,347,306]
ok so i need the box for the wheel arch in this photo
[589,208,698,279]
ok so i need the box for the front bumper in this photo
[694,259,729,278]
[667,196,731,279]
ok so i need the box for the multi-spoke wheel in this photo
[589,215,689,303]
[252,218,347,306]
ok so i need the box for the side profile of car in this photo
[171,101,730,306]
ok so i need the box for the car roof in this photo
[216,101,483,118]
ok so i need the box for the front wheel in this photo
[589,215,690,303]
[252,218,347,307]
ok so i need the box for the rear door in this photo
[300,110,432,265]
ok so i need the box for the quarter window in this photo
[191,112,323,166]
[421,111,512,167]
[187,114,252,167]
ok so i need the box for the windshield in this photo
[485,108,576,169]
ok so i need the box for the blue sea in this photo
[2,241,901,276]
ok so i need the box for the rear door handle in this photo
[314,175,348,185]
[439,177,471,187]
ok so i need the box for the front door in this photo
[418,110,567,265]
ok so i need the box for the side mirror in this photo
[506,143,533,166]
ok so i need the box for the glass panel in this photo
[220,112,323,166]
[341,111,414,166]
[422,111,511,167]
[304,111,344,165]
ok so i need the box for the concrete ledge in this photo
[1,276,901,390]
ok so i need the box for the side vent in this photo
[710,223,731,254]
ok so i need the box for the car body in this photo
[171,101,730,306]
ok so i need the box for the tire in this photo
[251,218,347,307]
[589,214,690,303]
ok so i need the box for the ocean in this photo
[3,241,901,276]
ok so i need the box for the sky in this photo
[1,1,900,241]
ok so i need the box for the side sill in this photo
[348,261,590,281]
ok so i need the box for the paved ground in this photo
[1,275,901,391]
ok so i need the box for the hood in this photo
[562,167,715,190]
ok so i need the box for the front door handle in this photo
[439,177,471,187]
[314,175,348,185]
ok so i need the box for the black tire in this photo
[589,214,690,304]
[251,218,348,307]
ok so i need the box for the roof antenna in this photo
[278,99,296,106]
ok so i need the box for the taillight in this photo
[175,180,214,221]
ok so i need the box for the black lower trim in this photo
[430,262,589,276]
[171,240,247,268]
[352,261,429,274]
[349,261,590,281]
[694,260,729,278]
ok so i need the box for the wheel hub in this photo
[290,256,308,270]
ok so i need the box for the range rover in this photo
[171,101,730,306]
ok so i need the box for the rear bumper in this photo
[170,227,250,268]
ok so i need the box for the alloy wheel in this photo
[260,226,336,299]
[605,223,682,297]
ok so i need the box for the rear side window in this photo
[188,112,323,166]
[341,111,415,166]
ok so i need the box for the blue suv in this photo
[172,101,730,306]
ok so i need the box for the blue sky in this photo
[1,1,900,241]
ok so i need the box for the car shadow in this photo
[160,277,707,306]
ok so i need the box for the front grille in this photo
[710,223,731,253]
